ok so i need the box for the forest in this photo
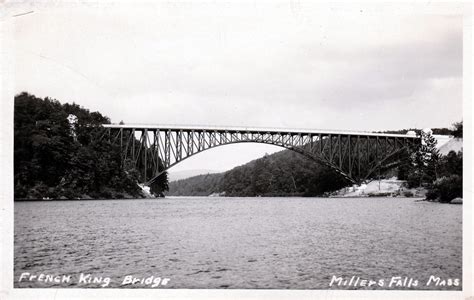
[14,92,168,199]
[169,150,351,197]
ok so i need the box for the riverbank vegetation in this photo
[14,92,169,199]
[397,123,463,203]
[424,148,463,203]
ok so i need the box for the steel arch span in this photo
[101,124,420,185]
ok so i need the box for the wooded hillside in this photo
[14,92,169,199]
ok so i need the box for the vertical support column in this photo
[376,136,379,162]
[176,130,182,161]
[348,135,352,177]
[308,133,313,152]
[338,134,342,168]
[154,130,159,176]
[329,134,333,162]
[124,129,131,164]
[157,129,163,171]
[132,128,136,164]
[165,130,171,169]
[357,135,361,179]
[191,130,196,153]
[143,129,148,182]
[197,131,201,151]
[319,134,323,156]
[185,131,191,156]
[120,128,123,152]
[366,136,370,167]
[120,128,123,168]
[376,136,380,180]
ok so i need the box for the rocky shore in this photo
[329,177,426,198]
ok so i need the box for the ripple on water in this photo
[14,197,462,289]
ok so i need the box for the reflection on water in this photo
[14,197,462,289]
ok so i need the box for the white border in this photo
[1,1,472,299]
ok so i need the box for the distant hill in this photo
[167,173,224,196]
[168,169,222,182]
[166,149,348,197]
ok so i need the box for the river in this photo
[14,197,462,289]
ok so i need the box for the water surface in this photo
[14,197,462,289]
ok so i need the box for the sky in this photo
[10,2,464,173]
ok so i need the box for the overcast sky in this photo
[11,3,464,173]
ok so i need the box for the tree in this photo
[14,92,167,199]
[426,175,462,202]
[405,130,440,188]
[396,148,411,180]
[406,122,463,202]
[147,151,169,197]
[440,151,462,177]
[425,150,463,202]
[251,155,273,196]
[452,121,463,138]
[423,131,441,182]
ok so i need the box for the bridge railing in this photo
[102,123,420,139]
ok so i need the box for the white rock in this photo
[450,197,462,204]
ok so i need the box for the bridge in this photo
[100,124,420,185]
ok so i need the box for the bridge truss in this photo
[101,125,420,185]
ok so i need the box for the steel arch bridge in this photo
[101,124,420,185]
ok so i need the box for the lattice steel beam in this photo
[101,125,420,185]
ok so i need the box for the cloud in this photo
[14,4,463,133]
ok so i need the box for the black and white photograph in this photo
[0,1,472,299]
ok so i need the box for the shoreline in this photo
[14,195,425,201]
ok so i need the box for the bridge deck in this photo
[102,124,419,139]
